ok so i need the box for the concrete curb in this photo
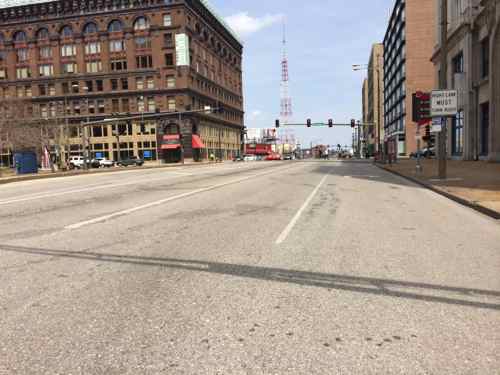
[0,162,216,186]
[375,163,500,220]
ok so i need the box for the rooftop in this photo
[0,0,241,44]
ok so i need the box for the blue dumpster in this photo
[14,152,38,175]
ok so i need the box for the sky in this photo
[210,0,395,148]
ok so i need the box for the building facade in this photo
[367,43,384,156]
[383,0,436,156]
[0,0,244,166]
[361,78,372,156]
[432,0,499,161]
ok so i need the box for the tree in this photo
[0,97,59,172]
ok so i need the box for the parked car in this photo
[69,156,99,169]
[95,158,115,168]
[233,155,244,162]
[117,156,144,167]
[265,153,282,161]
[410,147,435,159]
[243,155,257,162]
[68,156,84,169]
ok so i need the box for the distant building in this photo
[368,43,384,155]
[362,78,372,155]
[0,0,244,166]
[383,0,436,156]
[431,0,500,162]
[245,128,277,144]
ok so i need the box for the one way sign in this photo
[431,90,458,117]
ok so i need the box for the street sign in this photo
[431,90,458,117]
[431,117,444,133]
[412,91,431,124]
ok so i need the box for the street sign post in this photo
[431,90,458,117]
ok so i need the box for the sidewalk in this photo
[379,159,500,219]
[0,160,215,185]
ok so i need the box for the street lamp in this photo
[81,85,90,170]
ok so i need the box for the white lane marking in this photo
[0,172,193,206]
[65,165,296,230]
[275,174,328,245]
[0,163,271,205]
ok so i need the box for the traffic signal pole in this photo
[438,0,448,179]
[275,122,375,128]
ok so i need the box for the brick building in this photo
[383,0,436,157]
[361,78,371,156]
[0,0,244,166]
[367,43,384,156]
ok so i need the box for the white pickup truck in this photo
[69,156,85,169]
[69,156,102,169]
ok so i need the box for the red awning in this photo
[161,144,181,150]
[192,134,206,149]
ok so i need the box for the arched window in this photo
[13,31,27,43]
[36,28,49,40]
[133,16,149,31]
[60,25,73,37]
[108,20,124,32]
[83,22,98,35]
[164,123,179,135]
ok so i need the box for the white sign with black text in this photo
[431,90,458,117]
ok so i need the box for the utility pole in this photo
[218,127,222,162]
[178,111,184,164]
[80,124,87,170]
[438,0,448,179]
[357,121,362,158]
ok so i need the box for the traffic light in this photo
[328,119,333,128]
[350,119,356,128]
[275,119,280,128]
[307,119,312,128]
[423,124,432,144]
[117,123,127,136]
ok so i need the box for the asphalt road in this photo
[0,161,499,374]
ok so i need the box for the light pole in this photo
[178,110,184,165]
[437,0,448,179]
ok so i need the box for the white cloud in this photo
[251,110,262,118]
[225,12,283,38]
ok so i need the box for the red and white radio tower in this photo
[280,22,292,125]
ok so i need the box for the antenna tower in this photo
[280,21,292,125]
